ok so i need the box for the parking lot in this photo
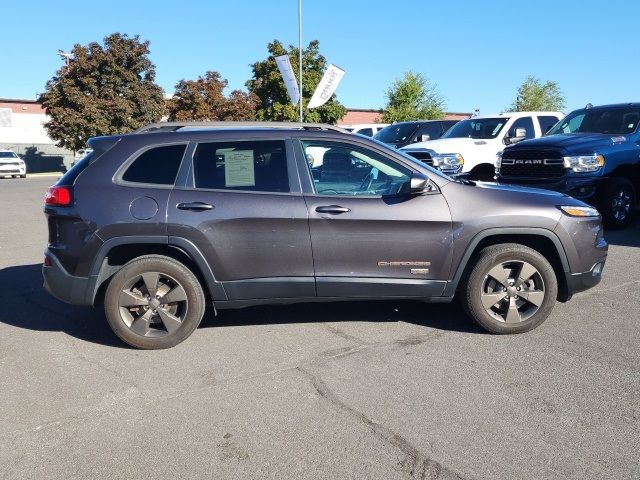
[0,176,638,479]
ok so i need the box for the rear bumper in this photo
[43,250,93,305]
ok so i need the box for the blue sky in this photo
[2,0,639,114]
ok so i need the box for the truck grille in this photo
[500,149,564,178]
[404,150,433,166]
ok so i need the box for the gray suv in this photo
[43,122,608,349]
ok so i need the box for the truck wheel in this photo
[600,178,635,229]
[104,255,205,349]
[461,244,558,334]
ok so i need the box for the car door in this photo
[297,138,453,298]
[167,137,315,300]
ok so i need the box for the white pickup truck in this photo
[401,111,562,180]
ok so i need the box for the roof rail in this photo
[132,121,348,134]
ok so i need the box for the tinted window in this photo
[508,116,535,139]
[417,123,443,141]
[538,115,559,135]
[0,151,18,158]
[442,118,509,139]
[356,128,374,136]
[302,140,411,197]
[193,140,289,193]
[123,144,186,185]
[374,123,420,144]
[548,107,640,135]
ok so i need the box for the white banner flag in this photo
[275,55,300,105]
[307,64,345,109]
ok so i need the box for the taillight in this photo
[45,186,72,206]
[43,256,52,267]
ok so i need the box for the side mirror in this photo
[409,172,430,194]
[504,128,527,145]
[419,134,430,142]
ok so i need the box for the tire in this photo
[599,177,635,229]
[104,255,205,349]
[20,174,26,178]
[461,243,558,334]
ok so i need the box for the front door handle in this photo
[177,202,214,211]
[315,205,350,214]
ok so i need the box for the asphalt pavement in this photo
[1,177,638,479]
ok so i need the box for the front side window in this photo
[442,117,509,139]
[356,128,374,137]
[508,117,535,139]
[548,107,640,135]
[193,140,289,193]
[538,115,560,135]
[0,151,18,158]
[417,122,443,141]
[302,140,412,197]
[122,144,186,185]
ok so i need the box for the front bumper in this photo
[0,165,26,176]
[497,175,608,202]
[562,260,605,301]
[43,250,93,305]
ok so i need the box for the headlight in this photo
[432,153,464,174]
[563,154,604,173]
[558,205,600,217]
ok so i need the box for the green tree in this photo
[39,33,165,151]
[510,76,566,112]
[168,71,257,121]
[246,40,346,124]
[381,71,445,123]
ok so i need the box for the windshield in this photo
[442,117,508,139]
[374,123,420,144]
[548,106,640,135]
[0,152,18,158]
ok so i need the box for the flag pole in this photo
[298,0,303,122]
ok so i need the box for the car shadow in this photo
[604,218,640,248]
[0,264,484,348]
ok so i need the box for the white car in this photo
[0,150,26,178]
[401,112,563,179]
[339,123,389,137]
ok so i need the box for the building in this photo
[0,98,73,172]
[339,108,472,125]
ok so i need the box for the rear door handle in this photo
[177,202,214,211]
[315,205,351,214]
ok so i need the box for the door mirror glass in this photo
[419,134,430,142]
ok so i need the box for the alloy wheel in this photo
[612,188,632,222]
[481,260,545,324]
[118,272,188,337]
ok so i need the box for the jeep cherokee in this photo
[43,122,608,349]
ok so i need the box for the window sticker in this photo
[224,150,255,187]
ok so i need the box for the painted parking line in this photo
[26,172,63,178]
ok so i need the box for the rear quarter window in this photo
[122,144,186,185]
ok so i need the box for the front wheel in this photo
[600,178,635,229]
[461,244,558,334]
[104,255,205,349]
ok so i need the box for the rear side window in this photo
[122,144,186,185]
[193,140,289,193]
[538,115,559,135]
[356,128,374,136]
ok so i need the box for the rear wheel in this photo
[461,244,558,334]
[104,255,205,349]
[600,177,635,229]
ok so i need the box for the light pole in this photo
[298,0,303,122]
[57,50,72,67]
